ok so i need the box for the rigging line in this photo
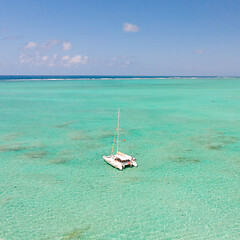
[117,108,120,153]
[111,121,118,155]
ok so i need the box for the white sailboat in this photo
[103,109,137,170]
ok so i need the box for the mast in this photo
[111,108,120,155]
[117,108,120,153]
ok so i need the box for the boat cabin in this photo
[114,151,136,162]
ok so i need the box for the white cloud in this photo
[24,41,37,49]
[69,55,82,64]
[19,53,33,63]
[106,55,133,67]
[62,42,72,51]
[48,62,55,67]
[195,49,203,54]
[47,54,58,67]
[69,55,88,64]
[123,23,139,32]
[41,39,60,50]
[62,55,70,61]
[23,39,60,52]
[19,48,88,67]
[42,56,48,61]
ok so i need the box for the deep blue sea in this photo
[0,75,227,81]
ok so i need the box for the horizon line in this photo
[0,75,240,77]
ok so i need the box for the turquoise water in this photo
[0,78,239,239]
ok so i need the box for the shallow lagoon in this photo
[0,78,240,239]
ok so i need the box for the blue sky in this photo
[0,0,240,75]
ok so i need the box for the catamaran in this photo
[103,109,137,170]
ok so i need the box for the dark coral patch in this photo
[26,150,48,159]
[173,156,200,164]
[207,145,224,150]
[51,158,70,164]
[54,121,76,128]
[69,131,91,141]
[61,226,90,240]
[1,132,23,142]
[97,132,114,139]
[0,144,31,153]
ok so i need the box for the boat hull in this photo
[103,155,137,170]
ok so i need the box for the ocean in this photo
[0,76,239,239]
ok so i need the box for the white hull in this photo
[103,155,137,170]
